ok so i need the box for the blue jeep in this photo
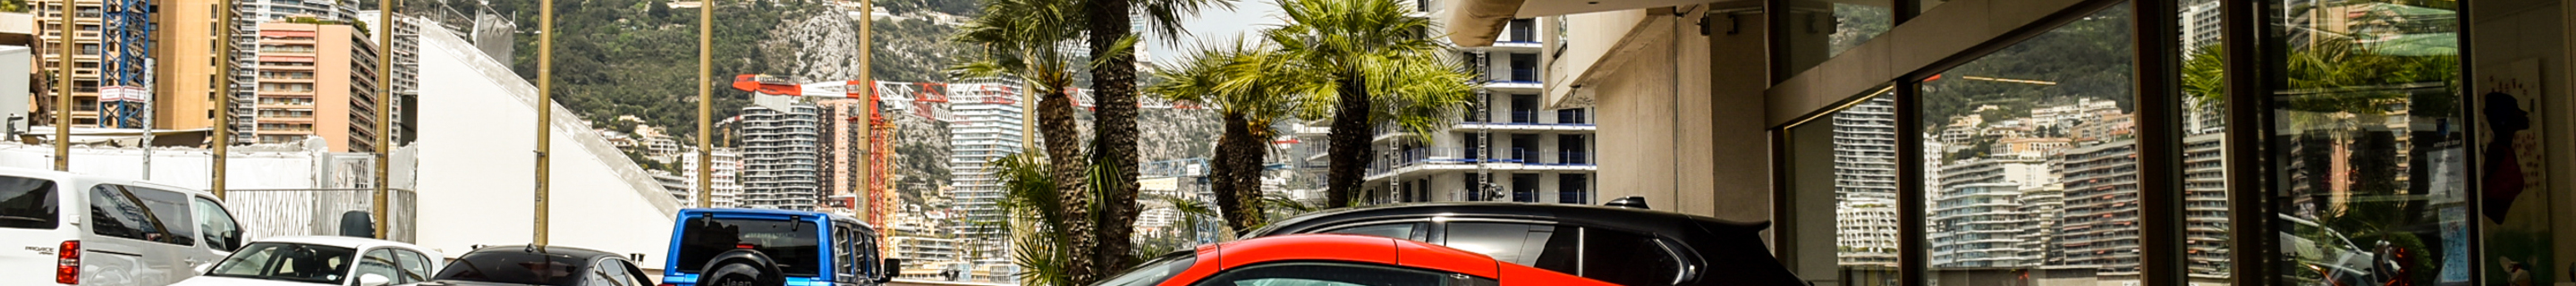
[661,208,899,286]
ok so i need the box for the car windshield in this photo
[674,216,823,276]
[1094,252,1196,286]
[204,242,358,284]
[432,248,593,285]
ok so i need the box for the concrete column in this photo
[1699,3,1773,224]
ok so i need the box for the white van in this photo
[0,167,248,286]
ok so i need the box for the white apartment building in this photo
[1835,198,1898,268]
[1928,157,2049,267]
[666,147,744,208]
[945,77,1025,259]
[1360,14,1596,205]
[740,105,823,210]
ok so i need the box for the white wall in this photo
[0,145,335,190]
[415,26,682,267]
[1,46,25,132]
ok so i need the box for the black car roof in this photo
[465,245,627,260]
[1246,202,1771,237]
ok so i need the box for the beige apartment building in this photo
[24,0,240,134]
[152,0,230,131]
[251,21,381,152]
[30,0,108,127]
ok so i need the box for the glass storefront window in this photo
[1916,3,2133,285]
[2263,1,2466,286]
[1781,0,1893,78]
[2174,0,2229,283]
[1788,90,1898,286]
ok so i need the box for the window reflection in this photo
[2264,1,2464,286]
[1917,4,2135,285]
[1781,0,1892,77]
[1788,91,1897,286]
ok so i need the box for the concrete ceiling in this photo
[1515,0,1752,18]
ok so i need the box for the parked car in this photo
[0,167,250,286]
[420,245,654,286]
[1098,233,1623,286]
[1241,198,1804,286]
[658,208,898,286]
[172,236,443,286]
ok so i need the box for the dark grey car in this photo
[1241,198,1804,286]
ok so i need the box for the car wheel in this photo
[710,273,760,286]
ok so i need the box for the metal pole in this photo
[534,0,554,246]
[695,0,713,208]
[857,0,872,216]
[860,0,881,254]
[212,0,233,198]
[373,0,396,240]
[53,0,74,172]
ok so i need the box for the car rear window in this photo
[0,176,57,229]
[674,216,822,276]
[432,248,592,285]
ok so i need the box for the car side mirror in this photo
[357,273,392,286]
[877,258,904,283]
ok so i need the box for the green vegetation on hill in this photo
[471,0,978,141]
[1919,5,2134,128]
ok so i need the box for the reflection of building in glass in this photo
[1830,97,1900,268]
[1836,198,1899,267]
[1835,97,1901,201]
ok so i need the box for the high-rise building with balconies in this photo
[2055,139,2142,276]
[1364,13,1597,205]
[945,77,1025,259]
[1928,156,2047,267]
[740,104,823,210]
[250,21,384,152]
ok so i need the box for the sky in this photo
[1144,0,1286,64]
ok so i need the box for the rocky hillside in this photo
[478,0,1218,212]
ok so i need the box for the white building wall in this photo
[416,27,681,266]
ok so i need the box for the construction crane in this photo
[726,74,949,238]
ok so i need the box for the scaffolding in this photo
[100,0,154,129]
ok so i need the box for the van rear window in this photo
[674,217,821,277]
[0,176,58,229]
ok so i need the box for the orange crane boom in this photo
[728,74,895,233]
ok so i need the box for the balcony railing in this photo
[1367,147,1596,177]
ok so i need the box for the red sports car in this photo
[1098,234,1623,286]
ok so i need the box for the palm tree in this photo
[1266,0,1478,207]
[951,0,1111,281]
[1145,39,1332,233]
[1081,0,1228,277]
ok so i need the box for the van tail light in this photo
[657,283,675,286]
[56,240,78,284]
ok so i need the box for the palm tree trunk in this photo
[1326,79,1371,207]
[1036,88,1095,285]
[1084,0,1141,281]
[1210,113,1268,233]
